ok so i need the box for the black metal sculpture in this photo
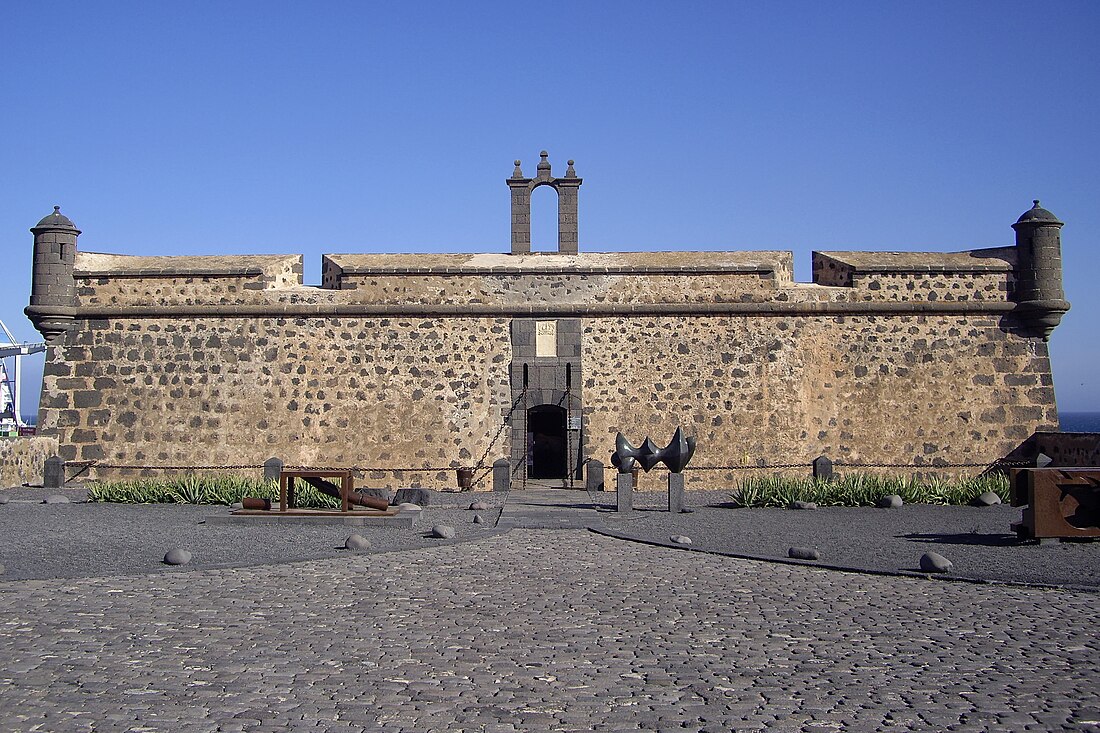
[611,427,696,474]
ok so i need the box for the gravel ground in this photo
[1,485,1097,589]
[0,486,505,581]
[595,489,1100,590]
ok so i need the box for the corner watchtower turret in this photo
[1012,200,1070,341]
[25,206,80,344]
[507,151,582,254]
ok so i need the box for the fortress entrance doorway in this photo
[527,404,567,479]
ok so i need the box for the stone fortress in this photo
[25,152,1070,490]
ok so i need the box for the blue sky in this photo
[1,1,1097,414]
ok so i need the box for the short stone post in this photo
[667,472,684,513]
[43,456,65,489]
[586,459,604,493]
[263,457,284,483]
[616,471,633,512]
[493,458,511,492]
[812,456,834,481]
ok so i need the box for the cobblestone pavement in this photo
[2,530,1099,733]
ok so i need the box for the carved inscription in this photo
[536,320,557,357]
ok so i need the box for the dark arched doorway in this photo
[527,404,567,479]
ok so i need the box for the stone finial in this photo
[565,159,577,178]
[537,150,552,179]
[512,159,524,178]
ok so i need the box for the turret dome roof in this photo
[1016,200,1060,224]
[34,206,77,229]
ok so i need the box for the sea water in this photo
[1059,412,1100,432]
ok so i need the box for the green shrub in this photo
[729,472,1010,508]
[86,475,342,508]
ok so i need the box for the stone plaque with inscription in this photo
[535,320,557,357]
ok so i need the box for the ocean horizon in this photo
[1059,411,1100,433]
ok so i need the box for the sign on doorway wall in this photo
[535,320,557,357]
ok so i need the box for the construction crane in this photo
[0,319,45,436]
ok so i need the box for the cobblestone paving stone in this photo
[2,530,1099,732]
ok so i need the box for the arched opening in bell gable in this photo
[530,184,559,253]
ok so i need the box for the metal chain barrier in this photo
[687,463,810,471]
[511,438,530,492]
[687,458,1032,471]
[470,385,528,486]
[64,450,1033,484]
[562,386,574,489]
[834,460,1032,469]
[65,460,460,474]
[65,461,265,471]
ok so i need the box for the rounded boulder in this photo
[163,548,192,566]
[344,534,371,551]
[920,551,953,573]
[788,547,822,561]
[972,491,1002,507]
[432,525,456,539]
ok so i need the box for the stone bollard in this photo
[668,472,684,513]
[263,457,284,483]
[812,455,834,481]
[493,458,511,492]
[43,456,65,489]
[617,472,633,513]
[586,459,604,493]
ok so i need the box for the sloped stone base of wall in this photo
[0,437,59,488]
[1031,431,1100,467]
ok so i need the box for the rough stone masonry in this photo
[24,153,1070,489]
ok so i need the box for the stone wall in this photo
[75,253,303,306]
[582,314,1055,490]
[813,250,1016,302]
[31,244,1063,490]
[1030,432,1100,468]
[323,251,791,306]
[39,317,511,488]
[0,436,59,488]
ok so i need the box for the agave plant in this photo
[728,472,1011,508]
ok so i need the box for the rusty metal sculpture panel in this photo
[1011,468,1100,540]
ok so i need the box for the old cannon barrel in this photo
[302,476,390,511]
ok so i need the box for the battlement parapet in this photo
[322,251,793,306]
[75,252,304,307]
[812,247,1017,302]
[63,247,1029,314]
